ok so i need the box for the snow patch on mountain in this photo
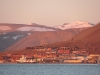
[17,27,55,31]
[27,33,31,35]
[2,33,7,34]
[0,26,11,31]
[3,37,9,39]
[55,21,94,30]
[12,35,24,40]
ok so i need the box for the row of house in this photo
[0,46,100,64]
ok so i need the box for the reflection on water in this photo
[0,64,100,75]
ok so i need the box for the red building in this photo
[58,50,70,54]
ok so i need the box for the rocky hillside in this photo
[5,28,87,51]
[48,23,100,54]
[0,21,94,51]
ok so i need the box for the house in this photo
[72,50,89,56]
[42,58,59,63]
[63,59,82,63]
[57,50,70,54]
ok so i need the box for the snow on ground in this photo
[12,35,24,40]
[27,33,31,35]
[17,27,55,31]
[3,37,9,39]
[2,33,7,34]
[55,21,93,30]
[0,26,11,31]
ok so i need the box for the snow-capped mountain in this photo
[0,21,94,32]
[55,21,94,30]
[0,26,12,31]
[17,23,60,31]
[17,27,55,31]
[0,21,95,51]
[0,23,59,32]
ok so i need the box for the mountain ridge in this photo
[55,20,94,30]
[0,21,94,51]
[47,23,100,54]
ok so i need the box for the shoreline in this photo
[0,62,99,65]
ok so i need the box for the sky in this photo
[0,0,100,26]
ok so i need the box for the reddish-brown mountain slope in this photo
[48,23,100,54]
[5,28,87,51]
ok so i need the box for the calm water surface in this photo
[0,64,100,75]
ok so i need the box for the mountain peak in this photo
[74,20,88,23]
[55,21,94,30]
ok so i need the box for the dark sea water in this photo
[0,64,100,75]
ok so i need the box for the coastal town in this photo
[0,46,100,64]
